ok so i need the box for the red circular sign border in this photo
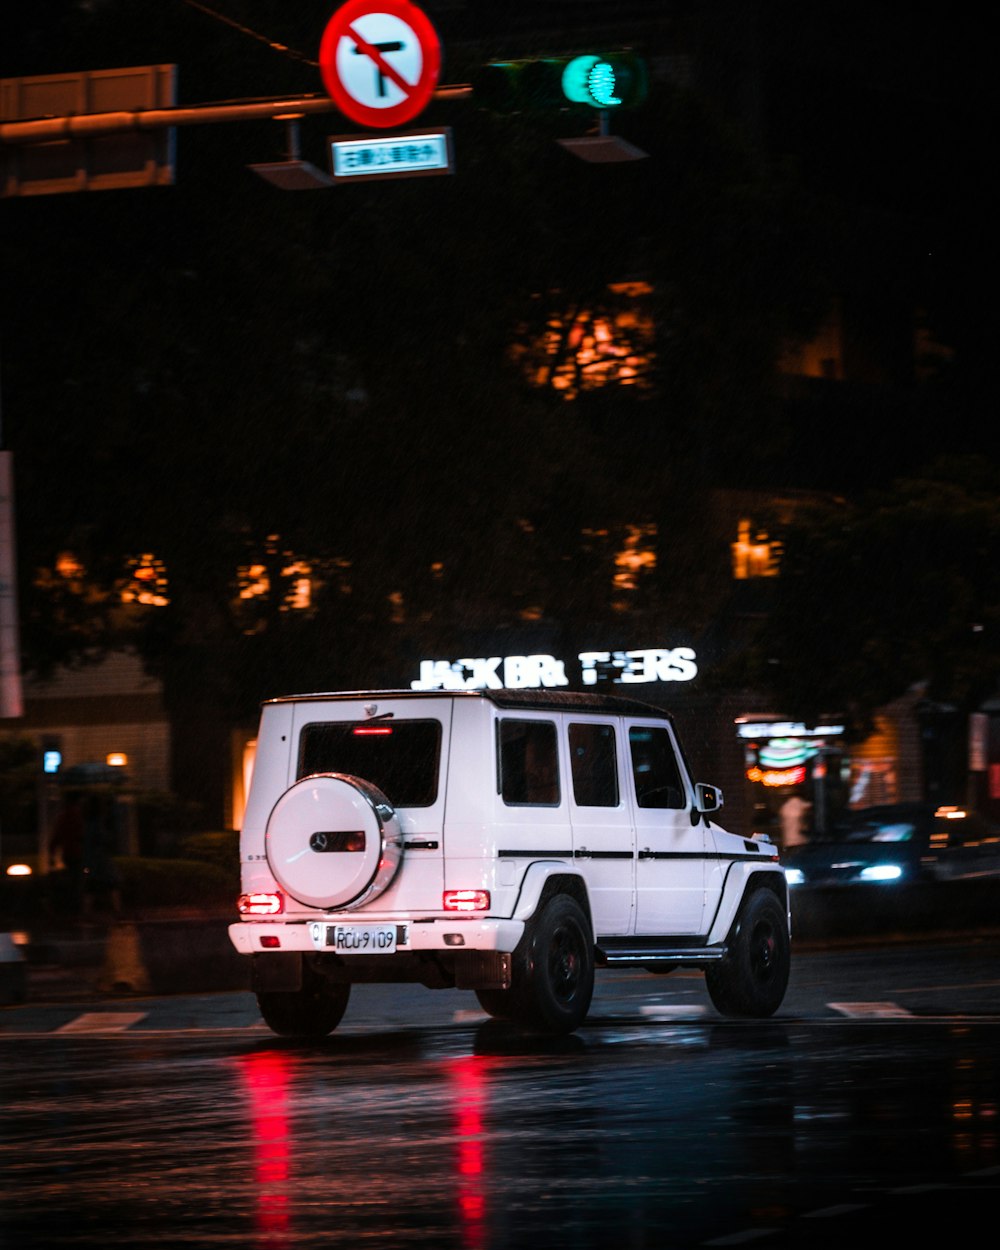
[318,1,442,130]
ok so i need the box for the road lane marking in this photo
[55,1012,148,1033]
[828,1002,913,1018]
[888,1182,951,1194]
[704,1230,780,1245]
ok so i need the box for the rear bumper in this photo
[228,917,525,957]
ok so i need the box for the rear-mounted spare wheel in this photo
[265,774,403,910]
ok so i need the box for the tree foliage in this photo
[3,25,843,699]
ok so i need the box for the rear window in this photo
[298,720,442,808]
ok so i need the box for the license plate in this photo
[326,924,398,953]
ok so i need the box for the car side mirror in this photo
[695,783,723,815]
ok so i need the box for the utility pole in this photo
[0,355,23,721]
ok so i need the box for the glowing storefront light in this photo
[758,738,817,768]
[746,765,807,788]
[737,720,845,739]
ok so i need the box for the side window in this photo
[568,722,619,807]
[498,719,560,806]
[629,725,684,810]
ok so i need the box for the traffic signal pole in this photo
[0,85,472,147]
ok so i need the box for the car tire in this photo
[256,978,351,1038]
[513,894,595,1035]
[705,888,790,1019]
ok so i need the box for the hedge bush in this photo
[0,837,241,919]
[116,855,236,909]
[176,831,240,873]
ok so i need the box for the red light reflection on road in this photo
[237,1051,293,1250]
[449,1056,493,1250]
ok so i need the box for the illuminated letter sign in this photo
[411,655,568,691]
[578,648,697,686]
[410,647,696,692]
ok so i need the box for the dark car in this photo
[783,802,1000,888]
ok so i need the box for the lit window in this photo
[121,553,169,606]
[512,281,655,401]
[237,549,313,612]
[777,301,844,380]
[731,519,781,579]
[612,523,657,608]
[55,551,85,581]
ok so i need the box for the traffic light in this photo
[41,738,62,775]
[560,54,648,110]
[473,52,647,114]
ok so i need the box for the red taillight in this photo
[238,892,284,916]
[443,889,490,912]
[259,935,281,948]
[352,725,393,735]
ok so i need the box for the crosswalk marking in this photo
[640,1004,708,1019]
[55,1012,148,1033]
[804,1203,870,1218]
[704,1228,781,1245]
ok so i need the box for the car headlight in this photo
[859,864,903,882]
[784,867,805,886]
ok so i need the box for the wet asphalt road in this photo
[2,941,1000,1249]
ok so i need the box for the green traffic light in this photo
[562,55,601,106]
[588,62,622,107]
[562,55,625,108]
[474,53,646,113]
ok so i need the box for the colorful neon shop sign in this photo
[410,647,698,691]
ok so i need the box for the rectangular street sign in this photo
[328,127,453,183]
[1,65,176,197]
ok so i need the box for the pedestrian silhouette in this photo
[82,792,122,917]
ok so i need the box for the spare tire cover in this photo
[265,774,403,910]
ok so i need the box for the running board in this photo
[595,943,728,966]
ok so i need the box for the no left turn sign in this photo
[318,1,442,130]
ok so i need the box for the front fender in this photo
[705,864,789,946]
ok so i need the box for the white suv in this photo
[229,689,790,1036]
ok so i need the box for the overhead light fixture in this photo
[557,133,649,162]
[249,114,334,190]
[249,160,335,189]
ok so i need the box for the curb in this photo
[13,881,1000,1004]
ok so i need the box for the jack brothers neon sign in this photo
[411,647,697,691]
